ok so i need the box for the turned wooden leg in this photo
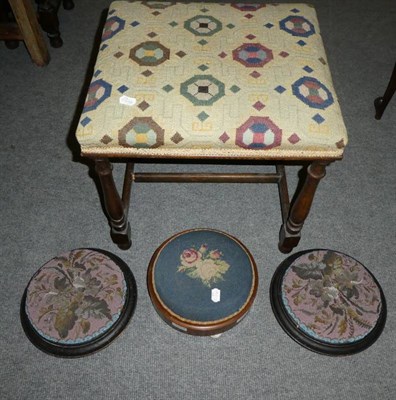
[375,62,396,120]
[36,0,63,48]
[279,161,330,253]
[8,0,49,65]
[0,1,19,49]
[95,158,132,250]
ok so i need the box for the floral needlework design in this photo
[25,250,126,344]
[282,251,382,343]
[178,245,230,287]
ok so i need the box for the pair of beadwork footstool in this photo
[21,230,386,357]
[75,1,348,254]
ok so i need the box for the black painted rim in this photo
[20,248,137,358]
[270,249,387,356]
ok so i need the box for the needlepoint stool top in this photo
[270,249,386,355]
[76,1,348,160]
[21,249,137,357]
[147,229,258,335]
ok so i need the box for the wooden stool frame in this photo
[92,156,334,254]
[374,62,396,120]
[0,0,49,66]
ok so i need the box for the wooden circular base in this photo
[148,229,258,336]
[21,249,137,357]
[270,249,386,356]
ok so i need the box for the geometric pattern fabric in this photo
[76,1,348,160]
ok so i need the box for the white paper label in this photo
[211,288,221,303]
[119,95,137,106]
[211,334,222,338]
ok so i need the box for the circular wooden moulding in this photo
[270,249,386,356]
[21,249,137,357]
[148,229,258,336]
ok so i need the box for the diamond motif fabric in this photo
[76,1,348,159]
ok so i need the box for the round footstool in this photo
[270,249,386,355]
[148,229,258,336]
[21,249,137,357]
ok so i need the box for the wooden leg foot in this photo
[63,0,74,10]
[48,33,63,48]
[374,97,385,120]
[111,221,132,250]
[5,40,19,49]
[278,224,300,254]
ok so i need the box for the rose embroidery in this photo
[178,244,230,287]
[181,249,201,265]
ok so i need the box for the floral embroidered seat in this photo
[21,249,137,356]
[75,1,348,253]
[270,249,386,355]
[147,229,258,335]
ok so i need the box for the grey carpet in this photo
[0,0,395,399]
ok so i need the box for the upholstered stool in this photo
[21,249,137,357]
[75,2,348,253]
[270,249,386,355]
[147,229,258,335]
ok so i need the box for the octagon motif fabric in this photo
[76,1,348,159]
